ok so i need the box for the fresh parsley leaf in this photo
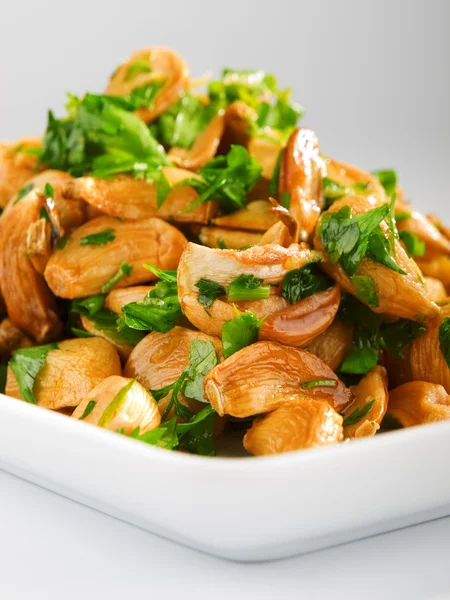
[9,343,58,404]
[143,264,177,283]
[183,341,220,402]
[72,294,106,317]
[322,177,351,205]
[39,207,51,222]
[398,230,426,258]
[155,92,218,149]
[226,274,270,302]
[381,412,403,430]
[135,418,179,450]
[121,281,182,333]
[342,398,376,427]
[124,59,152,82]
[195,278,226,309]
[301,379,337,389]
[281,261,332,304]
[351,275,378,307]
[177,405,216,456]
[14,182,33,204]
[281,191,290,209]
[439,317,450,369]
[57,235,70,249]
[71,327,94,338]
[395,210,411,222]
[372,169,397,197]
[43,182,54,198]
[380,318,426,359]
[217,238,227,249]
[122,80,167,111]
[80,229,116,246]
[101,262,133,293]
[80,399,96,420]
[184,145,262,213]
[222,311,264,358]
[339,294,384,375]
[320,204,404,277]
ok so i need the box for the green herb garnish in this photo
[222,310,264,358]
[9,344,58,404]
[101,262,133,293]
[14,182,33,204]
[80,399,97,420]
[372,169,397,196]
[342,398,376,427]
[226,274,270,302]
[380,319,426,359]
[439,317,450,369]
[282,261,332,304]
[351,275,378,307]
[301,379,337,389]
[398,230,426,258]
[195,278,226,309]
[80,229,116,246]
[124,59,152,82]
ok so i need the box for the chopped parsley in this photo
[57,235,70,249]
[281,261,332,304]
[195,278,226,309]
[155,92,219,149]
[372,169,397,197]
[398,230,426,258]
[14,182,33,204]
[80,229,116,246]
[380,319,426,359]
[9,343,58,404]
[351,275,378,307]
[184,145,262,213]
[124,59,152,82]
[217,238,227,249]
[121,266,181,333]
[98,379,136,428]
[226,274,270,302]
[80,399,97,420]
[342,399,376,427]
[438,317,450,369]
[319,204,405,277]
[395,211,411,222]
[101,262,133,293]
[222,310,264,358]
[301,379,337,389]
[43,182,54,198]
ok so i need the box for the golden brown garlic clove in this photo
[106,47,190,123]
[306,318,353,372]
[211,200,278,232]
[424,277,447,304]
[388,381,450,427]
[278,128,325,241]
[0,189,62,341]
[199,227,263,249]
[325,159,386,205]
[104,285,154,315]
[72,375,160,435]
[244,397,343,455]
[0,318,33,360]
[204,340,353,418]
[0,138,42,208]
[63,169,217,224]
[44,216,187,298]
[248,134,283,180]
[6,337,121,410]
[79,315,134,361]
[343,366,388,439]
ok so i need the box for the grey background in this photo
[1,0,449,211]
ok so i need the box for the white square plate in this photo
[1,393,450,561]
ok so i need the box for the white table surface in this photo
[0,470,449,600]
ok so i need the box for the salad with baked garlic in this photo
[1,46,449,457]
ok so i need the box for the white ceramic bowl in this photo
[1,393,449,561]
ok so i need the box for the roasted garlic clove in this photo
[25,218,53,275]
[259,221,292,247]
[388,381,450,427]
[248,134,283,180]
[124,326,222,419]
[306,318,353,371]
[417,256,450,290]
[79,315,134,361]
[104,285,154,315]
[199,227,263,249]
[244,397,343,455]
[44,216,187,298]
[314,195,440,323]
[72,375,160,435]
[168,112,225,170]
[222,101,255,148]
[326,159,386,205]
[410,305,450,392]
[0,189,62,341]
[177,242,321,337]
[63,169,217,224]
[212,200,278,232]
[396,199,450,259]
[0,138,42,208]
[343,366,388,439]
[6,337,121,410]
[258,285,341,347]
[106,47,190,123]
[424,277,447,304]
[278,128,325,241]
[204,340,353,418]
[0,318,32,360]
